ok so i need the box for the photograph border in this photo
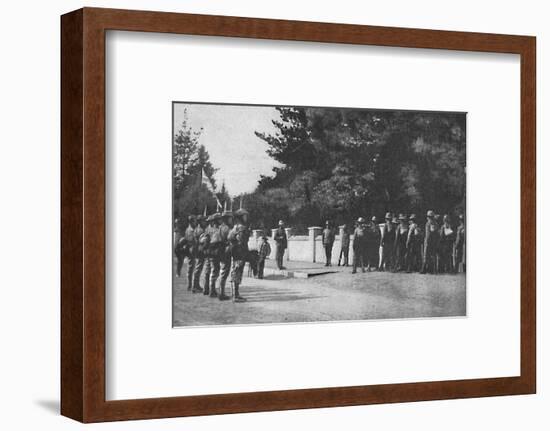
[61,7,536,422]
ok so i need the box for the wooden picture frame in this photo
[61,7,536,422]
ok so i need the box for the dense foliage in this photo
[246,107,466,233]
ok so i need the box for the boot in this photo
[218,283,230,301]
[209,287,218,298]
[192,280,203,293]
[234,284,246,302]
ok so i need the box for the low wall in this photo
[247,226,384,264]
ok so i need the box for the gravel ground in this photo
[173,260,466,327]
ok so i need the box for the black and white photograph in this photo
[172,102,467,327]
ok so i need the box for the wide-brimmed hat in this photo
[399,214,407,221]
[234,208,249,217]
[385,212,392,220]
[426,210,435,217]
[357,217,366,223]
[278,220,284,226]
[187,215,196,222]
[371,216,377,222]
[409,214,416,220]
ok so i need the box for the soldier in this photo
[217,209,233,300]
[379,212,396,271]
[257,235,272,279]
[191,215,208,293]
[438,214,455,273]
[337,223,351,267]
[206,213,223,298]
[183,215,197,290]
[394,214,409,271]
[405,214,422,272]
[365,216,381,271]
[420,210,440,274]
[454,214,466,273]
[352,217,367,274]
[322,220,335,266]
[273,220,287,270]
[228,208,250,302]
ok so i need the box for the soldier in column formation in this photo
[206,213,223,298]
[191,215,208,293]
[217,209,233,300]
[183,215,198,290]
[228,208,250,302]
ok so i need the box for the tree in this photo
[252,106,466,230]
[173,111,218,219]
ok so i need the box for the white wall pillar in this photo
[308,226,322,263]
[284,227,292,261]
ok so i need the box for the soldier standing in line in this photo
[365,216,381,271]
[438,214,455,273]
[200,215,215,296]
[191,215,208,293]
[206,213,223,298]
[217,210,233,301]
[420,210,440,274]
[183,215,197,290]
[454,214,466,273]
[394,214,409,271]
[379,212,396,271]
[229,208,250,302]
[322,220,336,267]
[352,217,367,274]
[405,214,422,272]
[337,223,351,267]
[273,220,287,270]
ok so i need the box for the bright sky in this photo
[173,103,282,196]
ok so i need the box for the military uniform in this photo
[273,225,287,270]
[394,218,409,271]
[183,219,197,290]
[405,217,423,272]
[352,218,367,273]
[217,213,233,300]
[454,217,466,273]
[206,214,223,297]
[192,218,207,293]
[365,218,381,270]
[379,213,396,271]
[420,211,439,274]
[338,227,350,266]
[322,224,335,266]
[257,238,271,279]
[229,209,250,302]
[438,216,455,273]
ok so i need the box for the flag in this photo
[200,168,215,193]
